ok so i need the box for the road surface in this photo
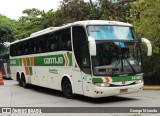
[0,80,159,116]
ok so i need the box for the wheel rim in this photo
[66,83,72,95]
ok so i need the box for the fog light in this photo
[135,80,143,84]
[95,83,110,87]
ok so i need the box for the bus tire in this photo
[17,74,22,86]
[62,79,75,99]
[21,74,28,88]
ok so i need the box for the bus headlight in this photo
[135,80,143,84]
[95,83,110,87]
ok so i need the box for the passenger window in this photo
[10,45,17,56]
[30,40,38,54]
[38,36,46,53]
[23,42,29,55]
[18,44,23,56]
[56,28,72,51]
[47,33,58,52]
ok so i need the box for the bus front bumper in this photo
[90,82,143,98]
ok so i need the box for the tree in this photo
[57,0,90,22]
[16,8,44,39]
[57,0,135,22]
[97,0,135,22]
[0,14,15,53]
[40,9,57,29]
[130,0,160,76]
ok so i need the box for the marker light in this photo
[135,80,143,84]
[95,83,110,87]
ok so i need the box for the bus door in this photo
[72,43,92,95]
[80,44,92,96]
[72,63,83,95]
[72,26,91,95]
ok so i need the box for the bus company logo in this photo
[43,54,71,66]
[2,108,11,113]
[10,60,16,65]
[44,57,63,65]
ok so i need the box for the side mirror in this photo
[141,38,152,56]
[88,36,96,56]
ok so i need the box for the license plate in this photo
[120,89,128,93]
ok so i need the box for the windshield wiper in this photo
[112,55,122,75]
[124,58,136,74]
[112,43,136,75]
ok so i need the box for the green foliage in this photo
[130,0,160,76]
[15,8,44,39]
[56,1,94,22]
[99,0,127,21]
[40,9,56,28]
[0,25,14,43]
[0,14,15,53]
[16,8,57,39]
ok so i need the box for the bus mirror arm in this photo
[141,38,152,56]
[88,36,96,56]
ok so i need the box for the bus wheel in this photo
[62,80,75,99]
[17,76,22,86]
[21,75,28,88]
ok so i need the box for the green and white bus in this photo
[10,20,152,98]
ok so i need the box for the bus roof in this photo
[10,20,133,45]
[73,20,133,27]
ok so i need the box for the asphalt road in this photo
[0,80,160,116]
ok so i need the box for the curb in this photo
[143,86,160,90]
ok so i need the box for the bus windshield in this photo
[92,42,142,76]
[88,26,136,40]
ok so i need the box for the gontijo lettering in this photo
[44,57,63,65]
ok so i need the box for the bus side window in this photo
[30,40,37,54]
[67,40,71,51]
[10,45,16,56]
[18,44,23,56]
[57,28,72,51]
[24,42,29,55]
[62,40,67,50]
[14,45,17,56]
[47,34,58,52]
[38,35,47,53]
[34,42,37,53]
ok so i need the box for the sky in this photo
[0,0,63,20]
[0,0,93,20]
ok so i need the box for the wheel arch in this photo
[21,72,28,84]
[61,74,74,93]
